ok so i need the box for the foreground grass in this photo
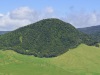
[0,44,100,75]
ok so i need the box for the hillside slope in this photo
[78,25,100,34]
[50,44,100,74]
[0,44,100,75]
[78,25,100,42]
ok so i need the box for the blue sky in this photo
[0,0,100,30]
[1,0,100,14]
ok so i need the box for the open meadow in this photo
[0,44,100,75]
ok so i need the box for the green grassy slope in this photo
[0,44,100,75]
[0,50,72,75]
[50,44,100,75]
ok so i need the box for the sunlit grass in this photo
[0,44,100,75]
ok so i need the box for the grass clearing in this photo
[0,44,100,75]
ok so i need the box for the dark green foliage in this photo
[78,25,100,43]
[78,25,100,34]
[0,18,97,57]
[92,32,100,42]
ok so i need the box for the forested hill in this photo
[78,25,100,42]
[0,31,9,35]
[0,18,97,58]
[78,25,100,34]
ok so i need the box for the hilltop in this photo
[0,18,97,57]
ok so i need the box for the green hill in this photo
[0,44,100,75]
[78,25,100,34]
[0,31,9,35]
[0,18,96,57]
[78,25,100,42]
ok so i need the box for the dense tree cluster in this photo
[0,18,97,57]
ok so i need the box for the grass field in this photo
[0,44,100,75]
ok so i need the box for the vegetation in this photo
[0,18,97,57]
[0,31,9,35]
[0,44,100,75]
[78,25,100,42]
[78,25,100,34]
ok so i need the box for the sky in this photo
[0,0,100,31]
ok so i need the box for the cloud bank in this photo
[0,7,100,31]
[65,11,100,28]
[0,7,55,31]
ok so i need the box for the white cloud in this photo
[1,6,100,31]
[45,7,54,13]
[0,7,55,31]
[63,11,100,28]
[0,13,4,17]
[10,7,39,21]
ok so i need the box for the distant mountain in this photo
[0,31,9,35]
[78,25,100,34]
[78,25,100,42]
[0,18,97,57]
